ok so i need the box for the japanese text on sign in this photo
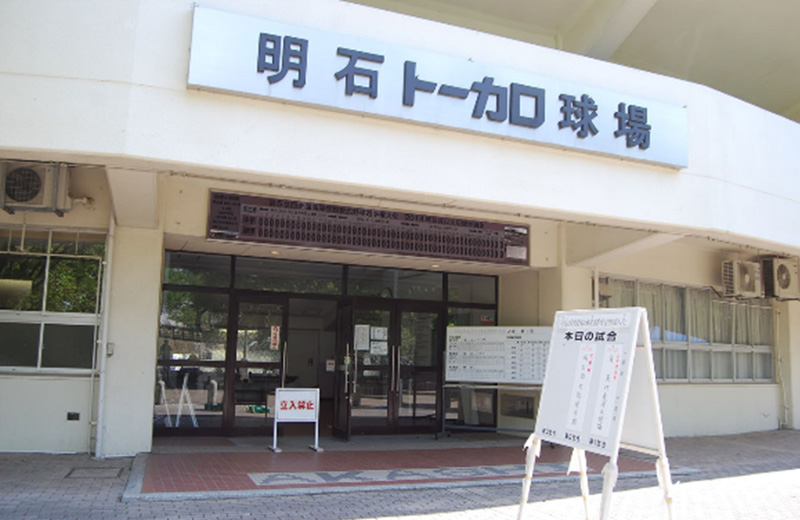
[274,388,319,423]
[188,7,688,167]
[534,309,640,457]
[446,327,551,385]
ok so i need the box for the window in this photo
[0,228,105,371]
[599,276,774,383]
[348,266,443,300]
[448,274,496,304]
[236,256,342,294]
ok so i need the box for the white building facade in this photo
[1,0,799,456]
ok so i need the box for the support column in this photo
[776,300,800,429]
[98,226,163,456]
[538,225,593,325]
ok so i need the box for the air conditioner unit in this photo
[1,162,72,216]
[722,260,762,298]
[762,257,800,299]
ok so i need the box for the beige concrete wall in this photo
[0,376,94,452]
[99,226,163,456]
[659,384,781,437]
[498,271,540,326]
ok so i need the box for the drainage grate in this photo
[66,467,124,479]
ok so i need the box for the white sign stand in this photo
[517,308,673,520]
[174,373,198,428]
[270,388,323,453]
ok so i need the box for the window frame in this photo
[599,276,775,384]
[0,228,105,374]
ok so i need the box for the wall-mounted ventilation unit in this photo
[762,257,800,299]
[1,162,72,216]
[722,260,762,298]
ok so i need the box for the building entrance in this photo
[333,302,443,438]
[154,252,496,439]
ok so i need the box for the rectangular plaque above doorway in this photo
[208,191,528,265]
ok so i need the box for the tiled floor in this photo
[140,435,656,495]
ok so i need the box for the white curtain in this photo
[662,285,686,342]
[639,282,662,341]
[712,299,733,344]
[689,288,711,343]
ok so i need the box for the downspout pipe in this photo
[94,215,115,458]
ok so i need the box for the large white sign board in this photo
[446,327,551,385]
[188,6,688,168]
[519,308,673,520]
[534,308,646,456]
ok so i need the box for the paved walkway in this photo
[1,429,799,519]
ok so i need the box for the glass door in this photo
[396,308,441,429]
[333,303,354,440]
[349,303,442,434]
[351,307,392,432]
[230,296,287,432]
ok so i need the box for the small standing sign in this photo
[271,387,323,453]
[518,307,673,520]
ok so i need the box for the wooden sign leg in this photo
[517,434,542,520]
[598,459,618,520]
[568,448,591,520]
[656,456,674,520]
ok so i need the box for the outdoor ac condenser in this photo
[1,161,72,216]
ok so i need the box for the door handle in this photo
[281,341,288,387]
[344,343,350,398]
[394,346,400,394]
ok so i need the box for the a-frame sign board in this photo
[517,307,674,520]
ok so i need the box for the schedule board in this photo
[534,308,648,457]
[446,326,552,385]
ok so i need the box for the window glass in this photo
[691,350,711,379]
[735,305,751,345]
[50,231,79,255]
[735,351,753,380]
[663,349,687,379]
[47,231,106,257]
[751,303,773,346]
[754,352,773,380]
[712,299,733,344]
[712,351,733,379]
[237,302,283,362]
[0,322,40,366]
[348,267,442,300]
[11,229,48,253]
[639,282,662,341]
[663,285,686,342]
[599,278,635,308]
[159,291,228,362]
[0,255,45,310]
[41,324,95,369]
[236,257,342,294]
[400,311,439,367]
[46,258,101,313]
[689,288,711,343]
[0,228,106,371]
[652,347,663,378]
[447,308,496,326]
[0,228,9,252]
[445,387,496,427]
[155,366,225,430]
[448,274,496,304]
[164,252,231,288]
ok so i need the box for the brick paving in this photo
[0,429,798,520]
